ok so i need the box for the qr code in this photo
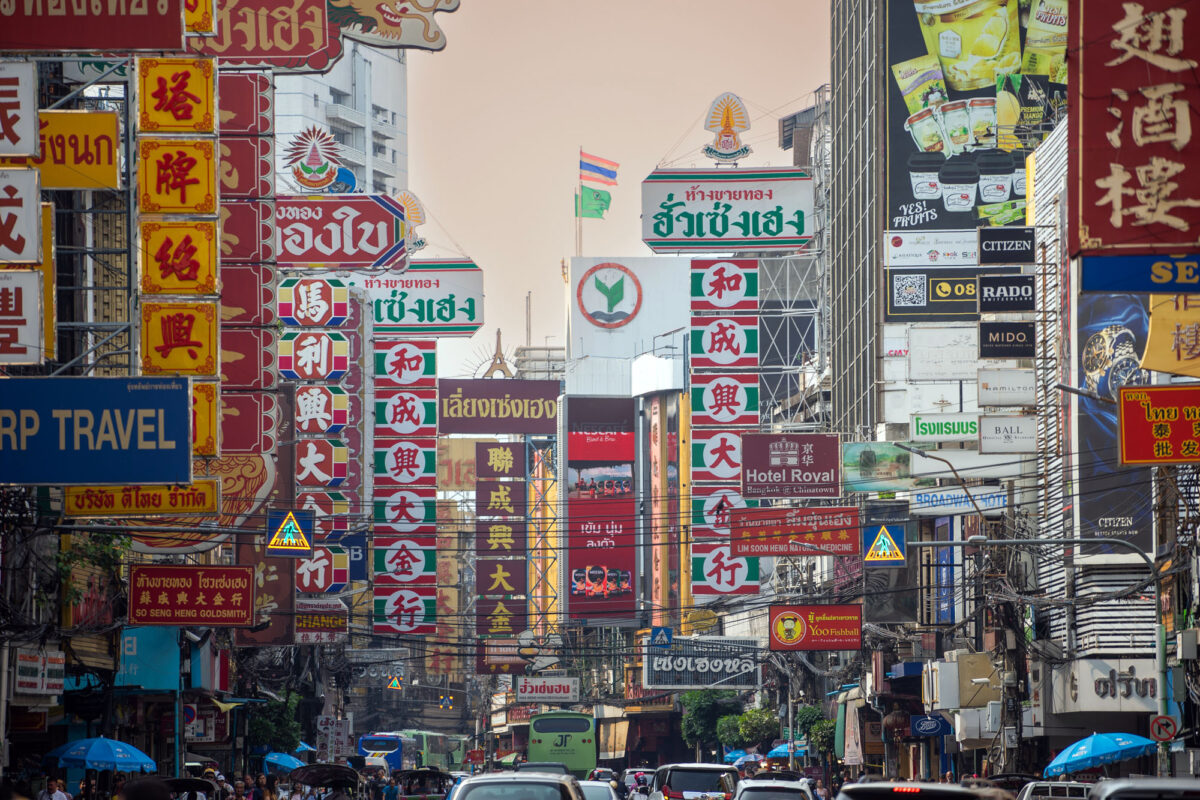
[893,274,927,307]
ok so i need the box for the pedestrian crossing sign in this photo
[267,509,315,557]
[650,626,672,649]
[862,524,906,566]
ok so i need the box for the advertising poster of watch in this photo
[1076,294,1153,554]
[885,0,1068,232]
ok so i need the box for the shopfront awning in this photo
[496,752,520,766]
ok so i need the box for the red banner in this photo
[566,496,635,621]
[219,136,274,199]
[189,0,342,73]
[276,196,407,269]
[221,200,275,263]
[217,72,274,136]
[129,566,255,626]
[0,1,184,51]
[730,507,861,557]
[220,328,277,390]
[1118,385,1200,464]
[768,604,862,651]
[1071,0,1200,255]
[220,263,275,326]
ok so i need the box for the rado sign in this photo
[979,321,1036,359]
[978,226,1036,265]
[978,274,1036,313]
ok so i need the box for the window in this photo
[330,89,350,105]
[459,785,571,800]
[313,93,319,107]
[662,770,734,793]
[531,717,591,734]
[359,737,398,753]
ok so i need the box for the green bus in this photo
[527,711,597,779]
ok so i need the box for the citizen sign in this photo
[978,227,1036,265]
[513,676,580,703]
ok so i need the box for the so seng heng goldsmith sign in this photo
[641,168,814,252]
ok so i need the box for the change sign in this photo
[0,377,191,485]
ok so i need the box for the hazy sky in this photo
[407,2,831,375]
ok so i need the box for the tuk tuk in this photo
[396,767,453,800]
[290,764,367,800]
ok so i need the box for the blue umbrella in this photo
[265,752,305,772]
[723,749,746,764]
[56,737,156,772]
[734,754,763,767]
[294,742,316,753]
[767,742,806,758]
[1043,732,1157,778]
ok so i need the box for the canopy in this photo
[1043,732,1156,778]
[734,754,763,767]
[56,737,156,772]
[766,743,807,758]
[496,753,520,766]
[295,742,317,753]
[265,752,306,772]
[289,764,362,789]
[723,749,747,764]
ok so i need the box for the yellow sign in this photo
[184,0,216,35]
[1,203,55,359]
[268,511,312,555]
[63,480,220,518]
[1142,295,1200,379]
[137,57,215,134]
[0,111,120,190]
[139,218,218,295]
[137,138,217,215]
[864,525,904,563]
[140,301,218,375]
[192,381,220,457]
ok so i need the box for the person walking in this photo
[38,779,67,800]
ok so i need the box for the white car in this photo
[579,780,621,800]
[648,764,739,800]
[733,779,813,800]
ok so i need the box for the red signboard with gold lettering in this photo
[137,57,215,134]
[220,263,276,326]
[138,138,218,215]
[219,136,274,198]
[221,200,275,263]
[0,2,185,51]
[220,328,278,390]
[1071,0,1200,256]
[1118,385,1200,464]
[140,219,219,295]
[189,0,343,73]
[193,382,220,457]
[129,565,255,627]
[218,72,273,136]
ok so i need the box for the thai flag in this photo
[580,151,619,186]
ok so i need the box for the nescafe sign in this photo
[978,274,1036,313]
[979,321,1037,359]
[978,226,1036,265]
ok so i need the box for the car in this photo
[580,780,622,800]
[648,763,739,800]
[620,768,655,799]
[835,784,980,800]
[515,763,574,776]
[589,770,618,783]
[1087,779,1200,800]
[453,772,586,800]
[733,778,813,800]
[1015,781,1092,800]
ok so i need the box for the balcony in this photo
[371,154,397,176]
[371,116,400,139]
[324,103,366,129]
[336,144,366,167]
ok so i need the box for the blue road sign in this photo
[267,509,316,557]
[862,524,907,567]
[650,626,673,649]
[1081,254,1200,293]
[0,377,191,485]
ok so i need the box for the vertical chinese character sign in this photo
[1072,1,1200,256]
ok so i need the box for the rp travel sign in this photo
[0,377,191,486]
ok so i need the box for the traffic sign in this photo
[650,626,673,649]
[1150,714,1178,742]
[862,524,906,566]
[267,509,315,557]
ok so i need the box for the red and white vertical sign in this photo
[0,269,42,364]
[0,169,41,262]
[0,63,38,157]
[1071,0,1200,255]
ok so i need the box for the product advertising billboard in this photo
[885,0,1066,233]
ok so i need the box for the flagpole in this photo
[576,146,583,258]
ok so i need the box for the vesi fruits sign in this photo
[514,676,579,703]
